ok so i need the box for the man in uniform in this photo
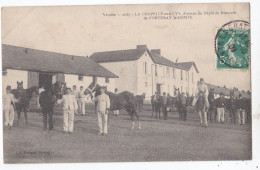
[93,87,110,136]
[236,94,245,125]
[3,85,17,130]
[57,88,78,134]
[161,92,168,120]
[179,92,188,121]
[216,92,226,124]
[113,88,119,116]
[78,86,86,116]
[72,85,79,115]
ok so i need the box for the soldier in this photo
[78,86,87,116]
[179,92,188,121]
[57,88,78,134]
[93,87,110,136]
[236,94,245,125]
[3,86,17,130]
[161,92,168,120]
[216,92,226,124]
[72,85,79,115]
[113,88,120,116]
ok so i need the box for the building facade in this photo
[90,45,199,101]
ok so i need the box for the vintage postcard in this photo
[1,3,251,163]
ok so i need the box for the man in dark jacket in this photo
[179,92,188,121]
[161,92,168,120]
[236,94,245,125]
[216,92,226,124]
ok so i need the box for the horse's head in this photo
[84,81,100,95]
[53,81,66,99]
[17,81,24,90]
[31,86,39,95]
[142,93,146,98]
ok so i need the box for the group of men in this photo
[151,78,250,128]
[3,82,111,136]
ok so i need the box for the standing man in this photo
[236,94,245,125]
[161,92,168,120]
[179,92,188,121]
[113,88,119,116]
[192,78,209,111]
[78,86,86,116]
[57,88,78,134]
[3,86,17,130]
[216,92,226,124]
[93,87,110,136]
[72,85,79,115]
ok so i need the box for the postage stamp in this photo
[215,20,250,70]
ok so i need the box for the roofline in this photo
[2,44,119,78]
[3,67,119,78]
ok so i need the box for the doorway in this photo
[39,73,53,88]
[156,84,161,95]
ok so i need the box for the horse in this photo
[208,88,217,122]
[166,94,178,112]
[84,82,141,129]
[134,93,146,112]
[39,81,66,131]
[11,82,39,126]
[174,88,182,119]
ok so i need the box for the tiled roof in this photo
[206,83,251,99]
[90,48,147,63]
[2,44,118,78]
[177,62,199,73]
[149,52,186,70]
[90,45,190,70]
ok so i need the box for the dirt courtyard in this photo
[3,104,252,163]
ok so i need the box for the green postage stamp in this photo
[215,20,250,70]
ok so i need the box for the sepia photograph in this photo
[1,3,252,164]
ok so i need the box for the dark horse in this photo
[208,88,217,122]
[11,81,39,126]
[84,81,141,129]
[135,93,146,112]
[39,81,66,131]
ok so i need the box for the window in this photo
[163,67,165,77]
[155,65,158,76]
[172,68,175,79]
[105,77,109,83]
[78,75,83,81]
[166,67,170,78]
[145,82,148,87]
[192,73,194,82]
[181,70,183,80]
[186,71,188,81]
[181,86,183,93]
[2,69,7,76]
[143,62,147,74]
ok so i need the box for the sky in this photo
[1,3,251,91]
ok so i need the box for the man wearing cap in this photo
[192,78,209,110]
[236,94,245,125]
[93,87,110,136]
[161,92,168,120]
[216,92,226,124]
[3,86,18,129]
[57,88,78,134]
[179,92,188,121]
[78,86,87,116]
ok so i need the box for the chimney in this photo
[151,49,161,56]
[136,45,147,50]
